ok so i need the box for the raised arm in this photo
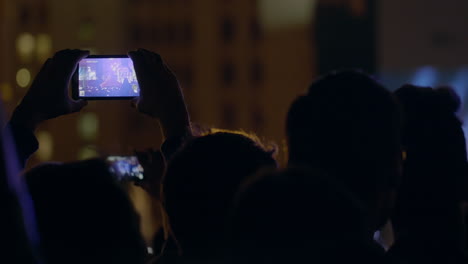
[128,49,192,151]
[8,49,89,166]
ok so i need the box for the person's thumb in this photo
[70,100,88,113]
[131,97,139,109]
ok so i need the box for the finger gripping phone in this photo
[72,55,140,100]
[106,156,144,181]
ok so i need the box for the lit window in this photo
[16,68,31,88]
[0,83,13,102]
[77,112,99,141]
[36,131,53,161]
[16,33,35,59]
[36,34,52,62]
[78,21,96,42]
[77,146,99,160]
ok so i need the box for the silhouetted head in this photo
[25,159,147,264]
[162,131,277,258]
[286,70,402,231]
[228,168,382,264]
[392,85,468,236]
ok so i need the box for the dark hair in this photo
[286,70,402,206]
[228,168,381,264]
[25,159,147,264]
[393,85,468,232]
[162,131,277,255]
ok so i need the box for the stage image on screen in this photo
[107,156,144,181]
[78,58,140,97]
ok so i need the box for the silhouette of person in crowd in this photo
[388,85,468,264]
[158,131,277,263]
[25,159,148,264]
[286,70,402,253]
[228,168,382,264]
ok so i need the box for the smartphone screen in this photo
[106,156,144,181]
[73,56,140,99]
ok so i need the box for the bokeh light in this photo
[16,68,31,88]
[36,33,52,62]
[77,112,99,141]
[77,146,100,160]
[36,131,54,161]
[0,83,13,102]
[259,0,316,30]
[16,33,35,60]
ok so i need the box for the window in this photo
[221,62,236,87]
[251,106,265,132]
[166,23,176,45]
[150,26,160,44]
[183,21,193,44]
[220,18,235,43]
[222,104,236,128]
[250,60,263,84]
[250,18,262,41]
[38,2,48,26]
[19,5,30,26]
[182,66,193,88]
[131,25,142,42]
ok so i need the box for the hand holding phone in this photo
[128,49,191,139]
[72,55,140,100]
[12,49,89,131]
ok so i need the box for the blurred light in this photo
[259,0,316,30]
[147,247,154,255]
[16,33,35,59]
[411,66,438,87]
[36,131,53,161]
[0,83,13,102]
[450,67,468,102]
[78,112,99,141]
[36,33,52,62]
[77,146,99,160]
[78,22,95,41]
[16,68,31,88]
[350,0,366,17]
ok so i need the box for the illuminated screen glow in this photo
[78,58,140,97]
[107,156,144,181]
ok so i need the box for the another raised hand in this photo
[135,149,165,198]
[128,49,191,139]
[11,49,89,131]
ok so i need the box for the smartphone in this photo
[72,55,140,100]
[106,156,144,181]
